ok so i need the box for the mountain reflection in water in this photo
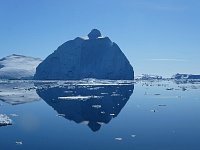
[35,80,134,132]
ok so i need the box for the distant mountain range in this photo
[135,74,162,80]
[172,73,200,80]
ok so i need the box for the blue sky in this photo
[0,0,199,77]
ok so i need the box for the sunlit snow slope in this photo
[0,54,42,79]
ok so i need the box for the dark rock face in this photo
[34,29,134,80]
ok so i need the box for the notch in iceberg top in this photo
[87,29,102,39]
[80,29,104,40]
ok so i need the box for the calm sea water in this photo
[0,80,200,150]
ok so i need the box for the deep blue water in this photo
[0,80,200,150]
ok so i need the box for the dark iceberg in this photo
[34,29,134,80]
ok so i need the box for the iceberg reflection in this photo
[36,80,134,132]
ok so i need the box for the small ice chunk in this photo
[101,93,108,95]
[56,114,65,117]
[115,137,122,141]
[111,93,120,96]
[110,114,115,116]
[131,135,136,138]
[10,114,19,117]
[58,95,102,101]
[92,105,101,109]
[58,96,91,100]
[0,114,12,126]
[150,109,156,112]
[16,141,23,145]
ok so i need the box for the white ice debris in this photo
[10,114,19,117]
[131,135,136,138]
[150,109,156,112]
[58,95,102,101]
[92,105,102,109]
[115,137,123,141]
[15,141,23,145]
[110,114,115,116]
[0,114,12,126]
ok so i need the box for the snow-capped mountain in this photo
[0,54,42,79]
[34,29,134,80]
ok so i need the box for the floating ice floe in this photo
[15,141,23,145]
[150,109,156,112]
[111,93,120,96]
[10,114,19,117]
[0,114,12,126]
[110,114,115,116]
[115,137,123,141]
[131,135,136,138]
[92,105,102,109]
[58,95,102,101]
